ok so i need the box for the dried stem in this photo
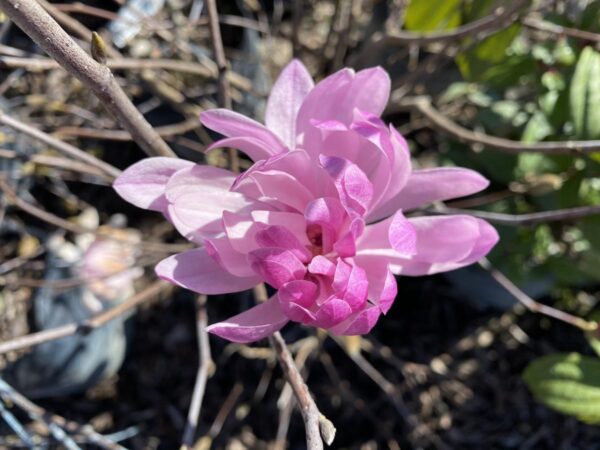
[181,295,214,450]
[269,332,336,449]
[0,111,121,180]
[479,259,598,332]
[0,378,124,450]
[0,279,170,355]
[0,0,175,158]
[429,204,600,226]
[395,96,600,155]
[205,0,239,173]
[384,1,527,45]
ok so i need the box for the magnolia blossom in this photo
[114,60,498,343]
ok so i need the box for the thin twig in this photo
[429,204,600,226]
[0,177,191,254]
[0,111,121,180]
[0,280,170,355]
[205,0,239,173]
[523,16,600,43]
[479,259,598,332]
[395,96,600,155]
[181,295,214,450]
[384,0,527,45]
[269,332,336,449]
[0,378,125,450]
[0,56,253,91]
[0,0,175,158]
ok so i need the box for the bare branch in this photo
[0,0,176,158]
[523,16,600,43]
[395,96,600,155]
[205,0,239,173]
[479,259,598,332]
[429,204,600,226]
[0,280,170,355]
[0,111,121,180]
[181,295,214,450]
[383,0,528,45]
[0,378,125,450]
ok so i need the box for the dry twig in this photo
[0,279,170,355]
[395,96,600,155]
[181,295,214,450]
[0,0,176,158]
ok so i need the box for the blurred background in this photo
[1,0,600,448]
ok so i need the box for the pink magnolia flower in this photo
[114,60,498,343]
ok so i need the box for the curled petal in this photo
[113,157,193,212]
[356,210,416,258]
[207,295,289,343]
[165,165,257,242]
[265,59,314,149]
[331,305,381,336]
[255,225,312,263]
[200,109,287,153]
[204,237,254,277]
[314,297,353,328]
[205,137,281,162]
[320,156,373,215]
[249,248,307,288]
[307,255,336,277]
[155,248,259,295]
[278,279,319,323]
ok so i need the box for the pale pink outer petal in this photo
[369,167,490,221]
[204,237,255,277]
[165,165,258,243]
[265,59,314,149]
[355,216,499,276]
[155,248,260,294]
[200,109,288,153]
[207,295,289,343]
[113,157,194,212]
[205,137,282,162]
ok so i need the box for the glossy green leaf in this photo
[404,0,462,31]
[570,46,600,139]
[523,353,600,424]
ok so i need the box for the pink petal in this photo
[255,225,312,263]
[388,211,417,257]
[207,295,289,343]
[359,258,397,314]
[265,59,314,149]
[305,197,347,252]
[165,165,258,242]
[155,248,259,294]
[205,136,282,162]
[408,215,480,263]
[113,157,193,212]
[307,255,336,277]
[278,279,318,323]
[200,109,288,153]
[333,217,364,257]
[356,211,416,258]
[204,237,254,277]
[314,297,353,328]
[332,261,368,312]
[369,167,489,221]
[249,248,307,288]
[246,170,314,212]
[332,305,381,336]
[321,156,373,215]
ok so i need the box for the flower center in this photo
[306,224,323,255]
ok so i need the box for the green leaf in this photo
[404,0,462,32]
[586,331,600,358]
[570,46,600,139]
[456,25,534,88]
[523,353,600,424]
[522,110,554,143]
